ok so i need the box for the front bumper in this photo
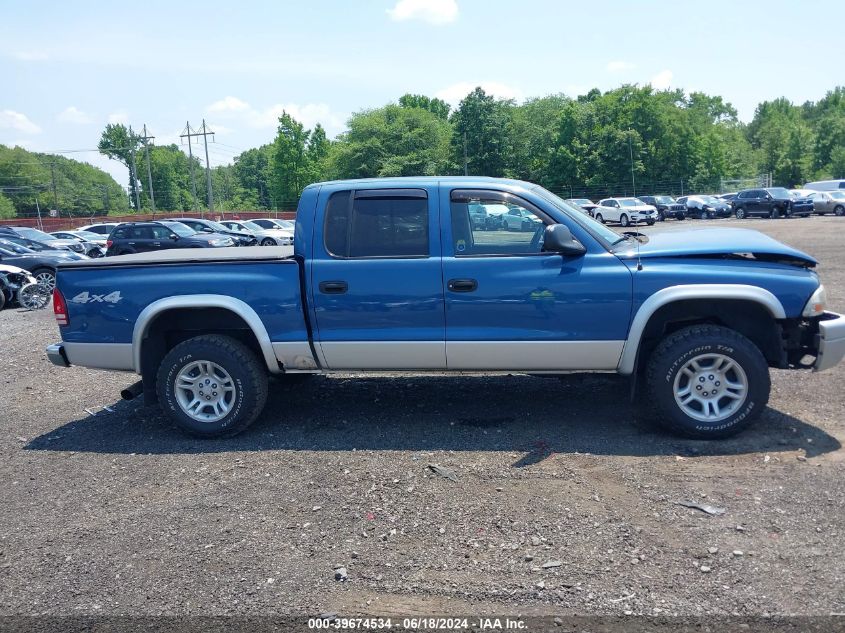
[815,312,845,371]
[46,343,70,368]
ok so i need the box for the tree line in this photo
[2,84,844,218]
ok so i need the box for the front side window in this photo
[450,192,548,256]
[324,189,429,258]
[151,225,175,240]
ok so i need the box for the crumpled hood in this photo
[614,227,817,266]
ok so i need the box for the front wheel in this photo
[594,213,604,224]
[620,214,630,227]
[260,238,276,246]
[734,207,746,219]
[701,210,710,220]
[156,334,269,438]
[646,220,655,226]
[17,283,51,310]
[834,205,844,217]
[769,207,780,219]
[646,325,770,439]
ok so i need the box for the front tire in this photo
[620,214,630,227]
[701,210,710,220]
[646,325,770,439]
[156,334,269,438]
[834,205,844,217]
[260,238,275,246]
[734,207,746,219]
[595,213,604,224]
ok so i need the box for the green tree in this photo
[233,145,273,209]
[450,87,513,177]
[270,112,311,209]
[398,94,451,120]
[307,123,331,182]
[0,192,15,219]
[98,123,142,210]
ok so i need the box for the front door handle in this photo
[448,278,478,292]
[319,281,348,294]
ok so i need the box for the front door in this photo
[441,188,632,371]
[310,186,446,370]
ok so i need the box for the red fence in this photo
[0,210,297,232]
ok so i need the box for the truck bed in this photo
[58,245,295,268]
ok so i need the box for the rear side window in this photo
[324,189,429,258]
[111,227,127,239]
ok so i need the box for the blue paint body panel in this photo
[54,176,823,372]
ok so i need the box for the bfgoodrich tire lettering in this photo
[646,325,770,439]
[156,334,268,438]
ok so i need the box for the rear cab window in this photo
[324,189,429,258]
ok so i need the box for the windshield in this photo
[76,231,102,240]
[767,187,791,198]
[701,195,720,203]
[532,186,624,247]
[166,223,196,237]
[619,198,642,207]
[275,219,294,229]
[240,221,263,231]
[570,199,592,205]
[14,227,54,241]
[654,196,674,204]
[0,240,34,254]
[204,220,230,232]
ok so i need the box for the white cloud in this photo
[435,81,523,107]
[107,111,129,124]
[57,106,92,125]
[0,110,41,134]
[650,69,674,90]
[205,97,345,137]
[387,0,458,24]
[12,50,48,61]
[606,60,635,72]
[207,96,251,113]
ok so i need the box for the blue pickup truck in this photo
[46,177,845,439]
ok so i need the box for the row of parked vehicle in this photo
[565,186,845,225]
[0,217,296,292]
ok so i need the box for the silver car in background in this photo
[219,219,293,246]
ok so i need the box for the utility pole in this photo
[49,163,59,216]
[128,126,141,212]
[35,196,43,231]
[180,121,199,212]
[100,185,110,213]
[180,120,215,216]
[139,124,156,216]
[628,132,636,197]
[202,119,214,214]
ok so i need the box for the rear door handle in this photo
[448,278,478,292]
[319,281,348,294]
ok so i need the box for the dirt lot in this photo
[1,216,844,619]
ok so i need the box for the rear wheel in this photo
[31,268,56,291]
[701,210,711,219]
[646,325,770,439]
[620,214,630,227]
[156,334,269,438]
[769,207,780,219]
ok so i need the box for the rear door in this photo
[309,186,446,369]
[127,225,155,252]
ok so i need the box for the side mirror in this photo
[170,234,180,241]
[202,227,214,233]
[543,224,586,257]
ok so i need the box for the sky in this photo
[1,0,841,187]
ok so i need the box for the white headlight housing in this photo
[802,284,827,317]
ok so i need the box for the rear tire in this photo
[769,207,780,219]
[646,325,770,439]
[156,334,269,438]
[701,210,710,219]
[31,268,56,291]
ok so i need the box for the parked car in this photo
[169,218,258,246]
[4,226,87,254]
[565,198,598,216]
[593,198,657,226]
[731,187,814,219]
[218,220,293,246]
[0,239,81,289]
[249,218,295,244]
[1,235,87,259]
[716,192,737,201]
[76,222,121,235]
[50,230,107,257]
[804,179,845,192]
[789,189,816,199]
[105,221,235,256]
[0,263,50,311]
[808,191,845,216]
[676,195,731,219]
[638,196,686,221]
[46,176,844,442]
[502,205,543,231]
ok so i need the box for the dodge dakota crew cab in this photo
[46,177,845,440]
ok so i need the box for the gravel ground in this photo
[1,216,844,619]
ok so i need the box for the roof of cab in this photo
[305,176,537,191]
